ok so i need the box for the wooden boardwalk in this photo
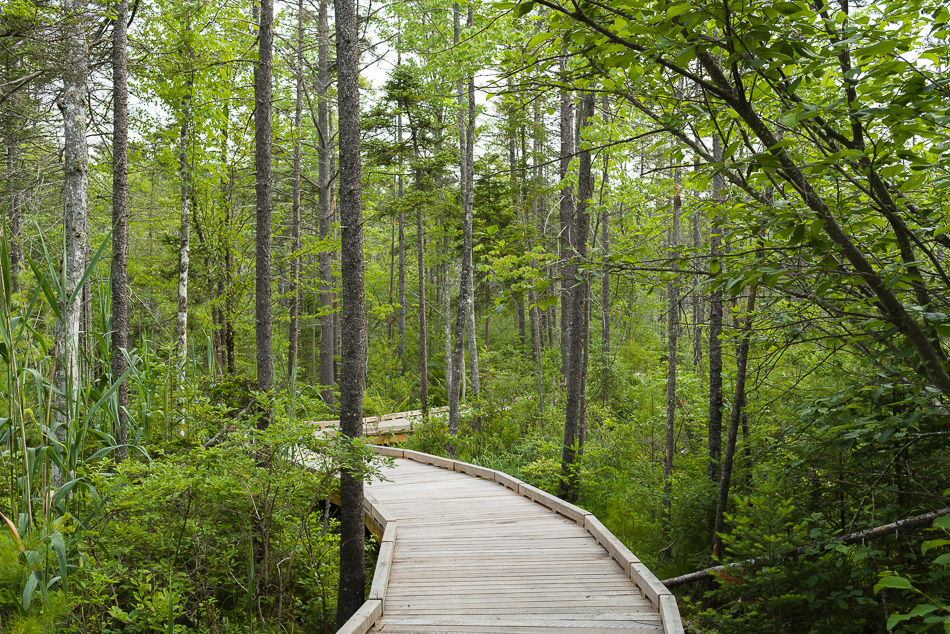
[312,408,444,445]
[339,445,683,634]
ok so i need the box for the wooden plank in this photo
[336,599,382,634]
[659,594,685,634]
[402,449,455,470]
[373,446,404,458]
[380,520,397,544]
[518,483,591,525]
[453,460,498,481]
[493,470,522,491]
[630,562,668,607]
[369,540,395,607]
[584,515,640,575]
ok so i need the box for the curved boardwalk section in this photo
[345,447,683,634]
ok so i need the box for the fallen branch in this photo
[662,507,950,588]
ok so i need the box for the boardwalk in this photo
[313,408,441,444]
[340,446,683,634]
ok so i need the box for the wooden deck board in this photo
[363,458,667,633]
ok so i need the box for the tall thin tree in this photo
[255,0,274,424]
[707,135,725,482]
[112,0,130,461]
[334,0,367,621]
[288,0,305,384]
[318,0,335,405]
[54,0,90,485]
[558,49,574,379]
[557,92,594,503]
[662,162,682,532]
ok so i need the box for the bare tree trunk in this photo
[54,0,90,485]
[3,56,23,291]
[443,229,453,399]
[175,86,193,417]
[691,162,702,367]
[112,0,130,460]
[288,0,305,384]
[396,54,407,370]
[557,93,594,503]
[464,6,480,398]
[334,0,366,620]
[255,0,274,424]
[417,199,428,413]
[707,135,725,482]
[398,203,406,368]
[662,163,682,534]
[449,6,476,436]
[712,284,757,558]
[318,0,335,405]
[558,51,574,380]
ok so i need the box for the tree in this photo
[112,0,129,461]
[317,0,335,406]
[557,91,594,503]
[53,0,90,485]
[255,0,274,424]
[334,0,367,620]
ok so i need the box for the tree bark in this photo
[255,0,274,423]
[3,57,23,291]
[334,0,367,621]
[318,0,335,406]
[288,0,304,384]
[417,199,428,413]
[712,283,757,558]
[54,0,90,485]
[464,5,480,399]
[397,115,406,371]
[112,0,130,461]
[557,92,594,503]
[707,135,725,482]
[558,50,574,380]
[662,163,682,534]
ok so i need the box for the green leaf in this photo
[22,571,38,612]
[666,3,690,19]
[774,1,803,14]
[874,575,914,592]
[515,1,535,18]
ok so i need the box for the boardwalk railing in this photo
[312,406,450,445]
[337,444,685,634]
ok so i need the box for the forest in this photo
[1,0,950,631]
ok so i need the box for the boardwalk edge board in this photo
[336,598,382,634]
[367,444,685,634]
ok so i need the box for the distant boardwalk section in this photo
[335,439,684,634]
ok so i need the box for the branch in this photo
[662,507,950,588]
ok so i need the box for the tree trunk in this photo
[417,199,428,413]
[112,0,130,460]
[255,0,274,424]
[707,135,725,482]
[334,0,367,621]
[449,5,475,437]
[712,284,757,558]
[288,0,304,384]
[3,57,23,291]
[318,0,335,406]
[175,81,192,421]
[558,51,574,380]
[54,0,90,485]
[662,163,681,533]
[691,162,702,367]
[557,92,594,503]
[443,229,453,400]
[464,5,480,399]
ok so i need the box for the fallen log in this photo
[662,507,950,588]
